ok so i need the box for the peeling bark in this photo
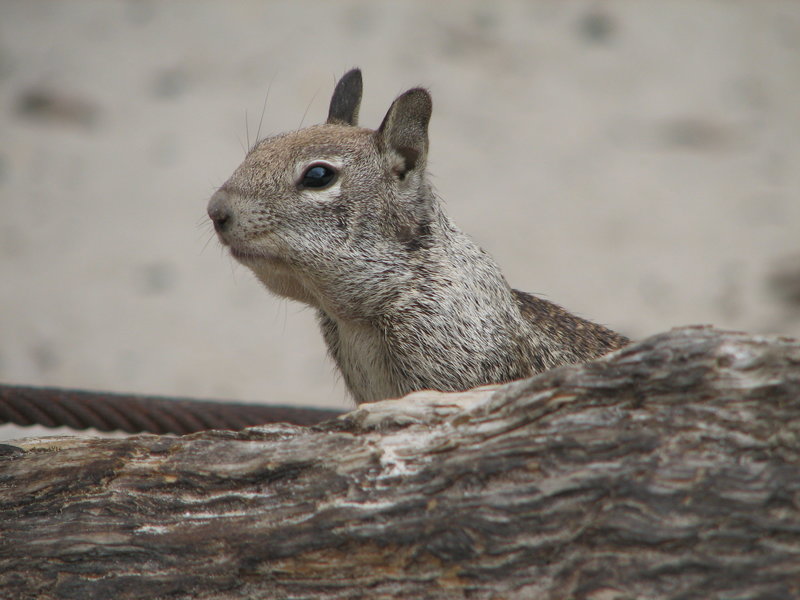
[1,326,800,599]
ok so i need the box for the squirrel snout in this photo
[208,190,234,234]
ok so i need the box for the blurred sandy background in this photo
[1,1,799,440]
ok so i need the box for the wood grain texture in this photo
[2,326,800,599]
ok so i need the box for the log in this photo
[1,326,799,600]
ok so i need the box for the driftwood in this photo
[1,326,800,599]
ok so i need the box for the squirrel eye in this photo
[299,163,337,189]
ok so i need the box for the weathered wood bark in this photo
[2,326,800,600]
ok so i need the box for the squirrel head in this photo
[208,69,436,316]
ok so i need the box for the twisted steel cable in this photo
[0,384,345,435]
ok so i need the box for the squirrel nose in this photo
[208,190,234,233]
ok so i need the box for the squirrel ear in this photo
[377,88,432,175]
[327,69,362,126]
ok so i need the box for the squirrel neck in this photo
[313,202,536,404]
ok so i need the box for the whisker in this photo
[200,230,217,254]
[299,86,321,129]
[196,212,211,228]
[244,109,250,153]
[255,79,273,147]
[228,253,238,278]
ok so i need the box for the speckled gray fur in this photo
[208,69,628,404]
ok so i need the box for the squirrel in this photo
[208,69,629,405]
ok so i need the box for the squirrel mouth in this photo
[229,245,282,265]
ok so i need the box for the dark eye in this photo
[300,164,337,189]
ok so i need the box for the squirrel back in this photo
[208,69,628,404]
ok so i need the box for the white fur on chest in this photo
[335,320,399,404]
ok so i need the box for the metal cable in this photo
[0,384,345,435]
